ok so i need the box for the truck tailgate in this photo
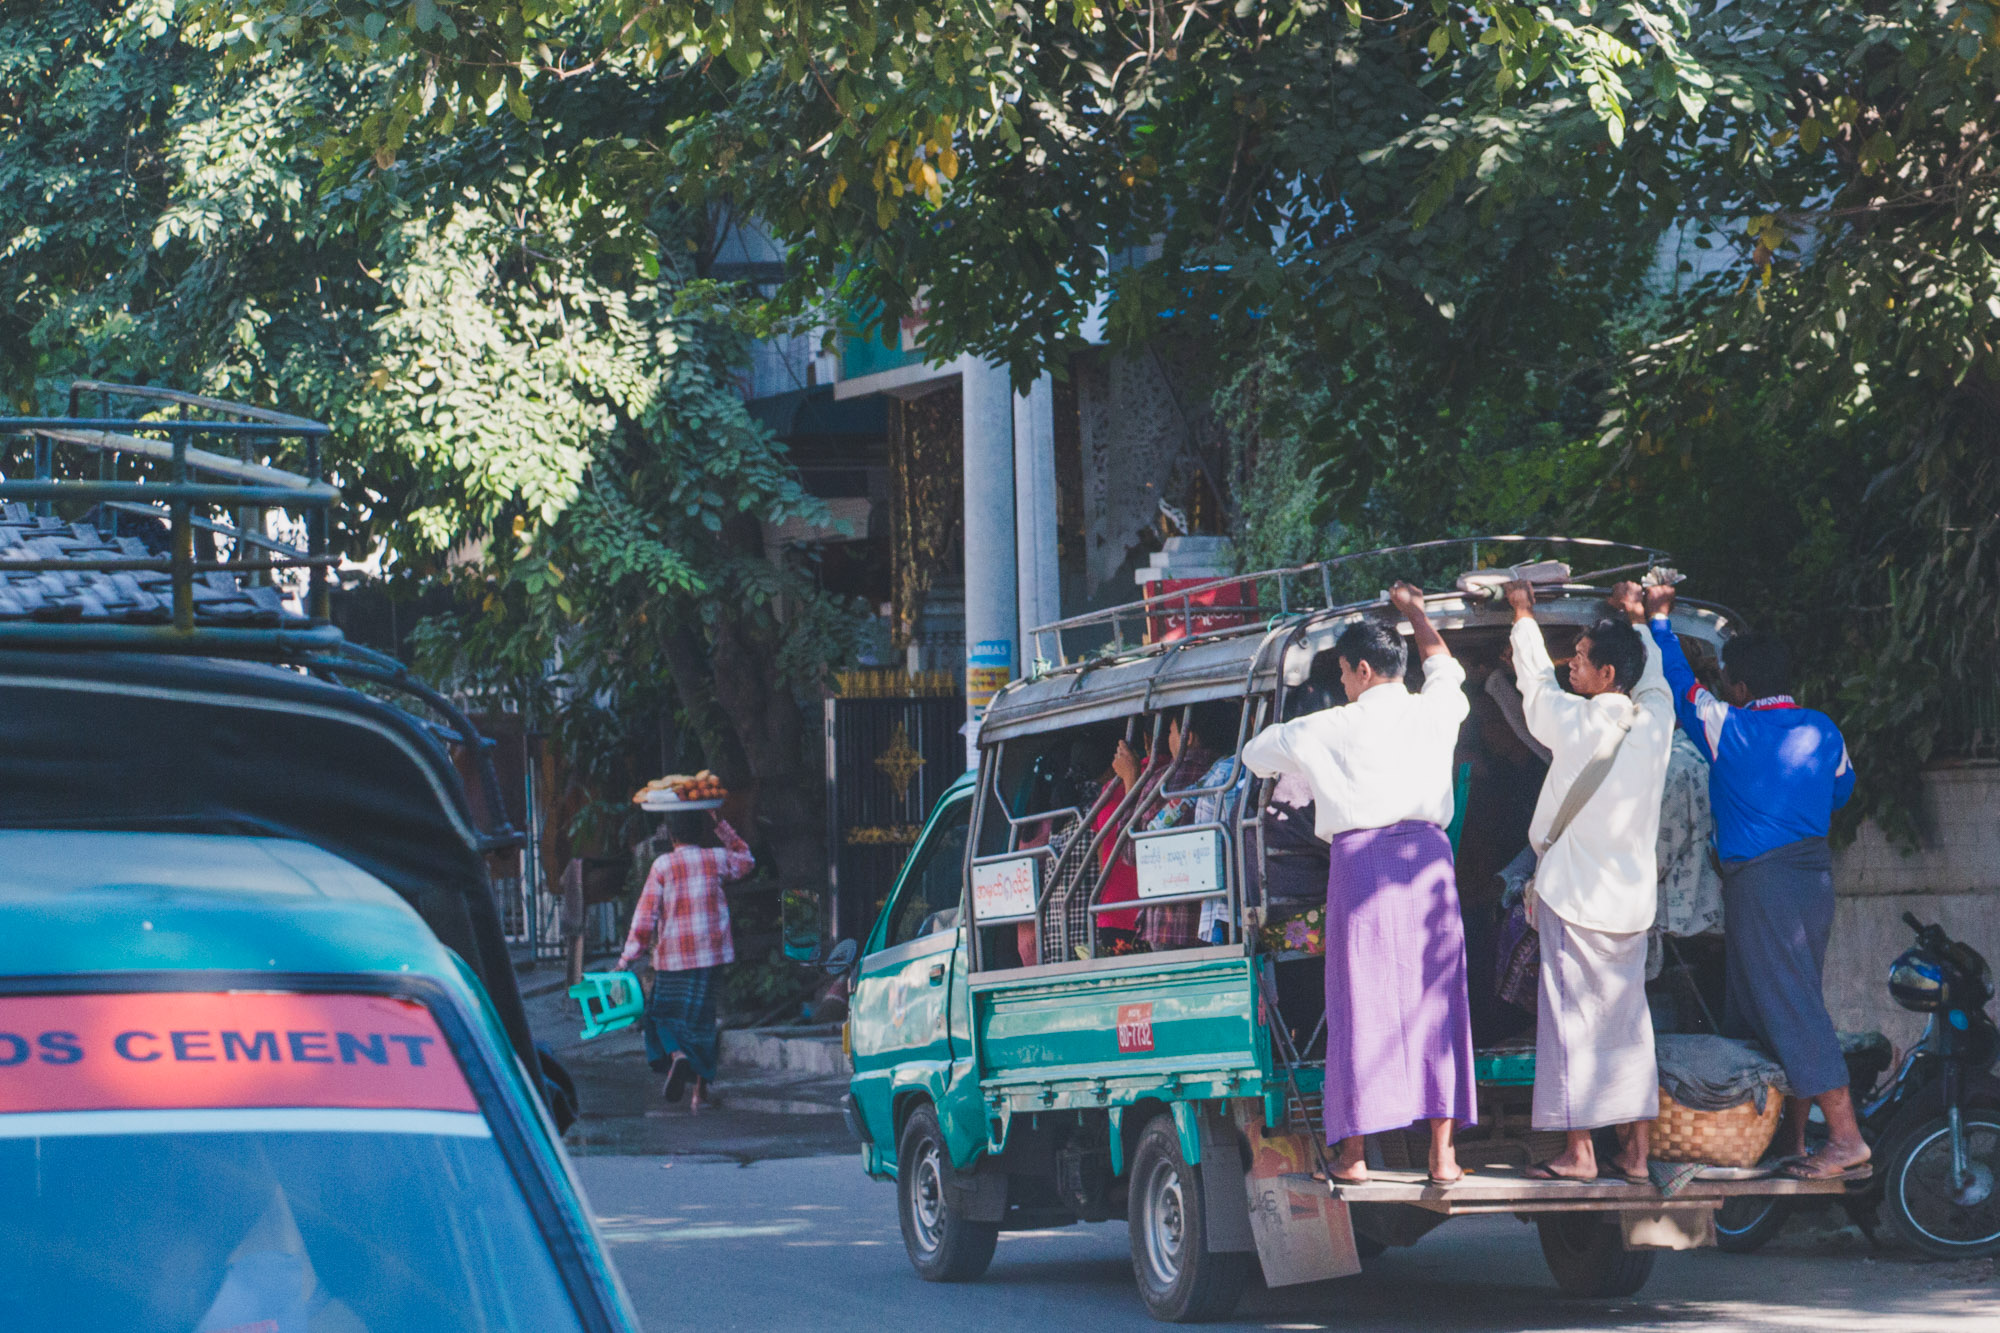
[971,946,1264,1112]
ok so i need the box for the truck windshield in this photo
[0,990,585,1333]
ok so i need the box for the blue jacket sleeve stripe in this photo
[1650,618,1721,762]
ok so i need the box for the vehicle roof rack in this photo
[1026,534,1671,674]
[0,380,339,650]
[0,382,518,853]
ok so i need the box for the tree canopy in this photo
[20,0,2000,840]
[1,0,861,906]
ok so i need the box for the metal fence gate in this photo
[824,671,965,943]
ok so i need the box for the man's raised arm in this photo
[1390,582,1470,729]
[1503,579,1584,752]
[1645,584,1723,761]
[1611,581,1673,734]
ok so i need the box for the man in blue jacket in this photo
[1646,585,1866,1180]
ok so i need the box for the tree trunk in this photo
[705,598,828,919]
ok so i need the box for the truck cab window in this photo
[885,800,970,949]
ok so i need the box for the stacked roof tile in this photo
[0,503,290,626]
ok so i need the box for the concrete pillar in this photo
[1014,372,1061,672]
[961,358,1018,767]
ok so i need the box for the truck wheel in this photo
[1880,1109,2000,1258]
[1714,1196,1791,1253]
[1536,1214,1655,1297]
[896,1103,999,1282]
[1127,1115,1253,1322]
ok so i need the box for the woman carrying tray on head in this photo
[616,808,754,1113]
[1241,582,1477,1185]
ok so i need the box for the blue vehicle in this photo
[0,385,638,1331]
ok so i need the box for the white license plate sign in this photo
[1133,827,1224,900]
[970,855,1039,921]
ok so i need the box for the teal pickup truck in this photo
[846,538,1848,1321]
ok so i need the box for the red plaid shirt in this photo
[615,821,754,973]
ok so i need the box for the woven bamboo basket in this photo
[1651,1087,1782,1167]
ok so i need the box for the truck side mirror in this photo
[824,938,859,977]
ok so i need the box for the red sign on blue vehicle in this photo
[0,992,477,1113]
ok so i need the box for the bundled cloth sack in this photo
[1654,1033,1793,1113]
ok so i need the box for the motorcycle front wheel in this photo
[1713,1195,1791,1254]
[1882,1108,2000,1258]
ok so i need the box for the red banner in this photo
[0,992,477,1114]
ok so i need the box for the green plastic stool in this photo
[569,971,644,1040]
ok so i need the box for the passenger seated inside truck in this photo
[1127,702,1244,951]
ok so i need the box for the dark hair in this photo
[1333,620,1407,681]
[1723,632,1793,699]
[1183,700,1239,752]
[664,810,711,846]
[1579,619,1647,694]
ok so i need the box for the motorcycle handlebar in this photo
[1904,910,1952,948]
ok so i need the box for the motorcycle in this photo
[1715,912,2000,1257]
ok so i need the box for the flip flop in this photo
[1427,1170,1470,1187]
[1779,1156,1872,1183]
[1312,1169,1370,1186]
[1524,1162,1598,1183]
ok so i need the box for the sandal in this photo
[1312,1166,1370,1186]
[1524,1162,1597,1183]
[1779,1153,1872,1183]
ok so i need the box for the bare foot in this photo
[1610,1154,1650,1183]
[688,1080,710,1115]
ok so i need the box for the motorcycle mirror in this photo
[824,938,859,977]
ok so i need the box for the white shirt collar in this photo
[1350,679,1407,706]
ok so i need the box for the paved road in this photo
[575,1153,1999,1332]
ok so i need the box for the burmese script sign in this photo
[1133,827,1225,901]
[971,854,1039,922]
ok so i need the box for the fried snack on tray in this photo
[632,769,727,804]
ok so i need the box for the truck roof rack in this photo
[1026,534,1671,673]
[0,380,340,652]
[0,381,518,852]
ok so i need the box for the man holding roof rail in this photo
[1504,579,1674,1184]
[1645,585,1867,1181]
[1242,582,1477,1185]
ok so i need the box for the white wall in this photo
[1827,764,2000,1052]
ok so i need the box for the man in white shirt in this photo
[1505,580,1674,1183]
[1242,582,1476,1184]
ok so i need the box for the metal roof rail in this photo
[1026,534,1671,670]
[0,381,339,648]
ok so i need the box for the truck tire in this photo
[896,1103,999,1282]
[1536,1214,1655,1297]
[1127,1115,1254,1322]
[1714,1195,1791,1254]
